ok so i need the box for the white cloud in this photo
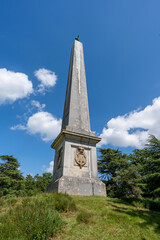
[11,111,61,142]
[99,97,160,148]
[46,161,54,174]
[0,68,33,104]
[31,100,46,111]
[10,124,27,131]
[34,68,57,93]
[27,111,61,141]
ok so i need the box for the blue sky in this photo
[1,0,160,176]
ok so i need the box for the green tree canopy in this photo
[145,135,160,197]
[0,155,25,197]
[98,148,142,198]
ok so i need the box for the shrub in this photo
[76,210,93,224]
[0,196,62,240]
[54,193,77,212]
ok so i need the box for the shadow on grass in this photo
[107,198,134,206]
[107,197,160,212]
[111,204,160,234]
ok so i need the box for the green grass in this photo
[0,193,75,240]
[76,210,93,224]
[0,194,160,240]
[59,196,160,240]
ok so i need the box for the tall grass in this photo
[76,210,93,224]
[54,193,77,212]
[0,193,76,240]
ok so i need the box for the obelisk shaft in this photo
[62,40,91,135]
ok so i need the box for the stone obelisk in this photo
[47,39,106,196]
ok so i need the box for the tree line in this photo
[0,155,52,197]
[0,134,160,200]
[98,135,160,199]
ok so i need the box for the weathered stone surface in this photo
[62,40,93,136]
[51,130,101,184]
[47,176,106,196]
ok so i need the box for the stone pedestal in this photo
[47,130,106,196]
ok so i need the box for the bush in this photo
[54,193,77,212]
[0,196,62,240]
[76,210,93,224]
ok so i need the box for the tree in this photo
[98,148,142,198]
[0,155,25,197]
[24,174,37,196]
[41,172,52,190]
[98,148,124,196]
[129,148,150,197]
[145,135,160,197]
[24,173,52,196]
[34,173,52,192]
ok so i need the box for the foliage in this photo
[24,174,37,196]
[98,148,142,198]
[0,154,52,198]
[34,173,52,192]
[145,135,160,197]
[24,173,52,196]
[98,135,160,199]
[128,148,150,196]
[0,194,63,240]
[0,155,25,197]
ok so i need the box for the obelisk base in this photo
[47,176,106,196]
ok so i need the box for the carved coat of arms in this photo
[74,146,87,169]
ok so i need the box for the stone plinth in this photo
[47,176,106,196]
[47,130,106,196]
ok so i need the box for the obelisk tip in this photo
[75,35,79,41]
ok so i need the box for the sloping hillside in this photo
[0,194,160,240]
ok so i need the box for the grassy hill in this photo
[0,194,160,240]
